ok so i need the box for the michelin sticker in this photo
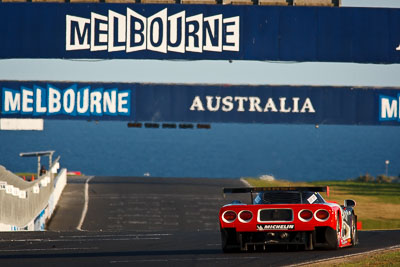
[257,224,295,231]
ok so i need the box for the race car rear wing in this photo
[223,186,329,203]
[223,186,328,194]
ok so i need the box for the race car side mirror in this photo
[344,199,356,208]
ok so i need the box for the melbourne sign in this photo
[0,3,400,63]
[66,9,239,53]
[1,81,400,125]
[380,94,400,121]
[1,83,132,120]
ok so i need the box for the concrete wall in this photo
[0,164,67,231]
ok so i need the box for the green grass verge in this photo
[316,249,400,267]
[310,181,400,205]
[360,219,400,230]
[15,173,37,179]
[15,172,36,176]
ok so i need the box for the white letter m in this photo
[66,15,90,51]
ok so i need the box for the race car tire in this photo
[325,213,340,250]
[221,228,240,253]
[350,213,358,246]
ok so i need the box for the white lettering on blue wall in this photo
[380,94,400,121]
[189,96,316,113]
[66,8,240,53]
[1,85,131,117]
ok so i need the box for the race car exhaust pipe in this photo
[280,232,289,239]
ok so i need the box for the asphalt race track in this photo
[0,176,399,266]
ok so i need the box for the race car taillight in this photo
[298,209,313,222]
[315,209,330,222]
[238,210,253,223]
[222,210,237,223]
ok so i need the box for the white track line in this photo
[59,233,173,238]
[3,237,162,243]
[77,176,94,231]
[0,247,98,252]
[110,256,262,264]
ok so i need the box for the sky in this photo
[0,0,399,89]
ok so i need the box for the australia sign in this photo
[0,3,400,63]
[1,81,400,126]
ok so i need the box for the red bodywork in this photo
[220,203,340,232]
[219,188,357,251]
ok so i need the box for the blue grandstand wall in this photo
[0,3,399,63]
[1,81,400,126]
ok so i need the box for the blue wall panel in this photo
[1,81,400,126]
[0,3,400,63]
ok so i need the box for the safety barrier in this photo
[0,161,67,231]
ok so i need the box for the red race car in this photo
[219,186,358,252]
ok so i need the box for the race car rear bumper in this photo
[239,230,309,251]
[221,226,337,251]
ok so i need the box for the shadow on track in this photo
[0,249,223,259]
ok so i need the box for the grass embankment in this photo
[245,178,400,230]
[306,248,400,267]
[304,249,400,267]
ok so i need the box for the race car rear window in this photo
[254,191,325,204]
